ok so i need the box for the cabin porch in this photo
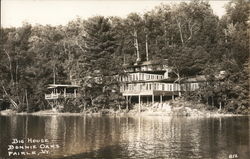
[45,84,80,100]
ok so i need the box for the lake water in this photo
[0,115,249,159]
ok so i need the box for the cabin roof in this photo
[182,75,207,82]
[47,84,80,89]
[140,61,154,66]
[123,60,166,68]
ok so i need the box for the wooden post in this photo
[178,91,181,97]
[147,96,149,106]
[138,95,141,113]
[172,95,174,100]
[74,89,76,98]
[64,88,66,97]
[126,96,129,111]
[160,95,162,105]
[152,95,154,106]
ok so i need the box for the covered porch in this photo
[123,90,179,113]
[45,84,80,100]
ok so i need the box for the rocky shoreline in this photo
[125,100,242,117]
[0,99,244,117]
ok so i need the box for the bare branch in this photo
[1,84,18,109]
[176,19,184,45]
[187,20,197,41]
[75,39,85,53]
[3,49,14,84]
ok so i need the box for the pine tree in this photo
[78,16,119,109]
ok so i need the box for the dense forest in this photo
[0,0,249,114]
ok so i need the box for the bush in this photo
[60,99,81,113]
[0,98,10,110]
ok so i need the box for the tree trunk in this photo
[123,54,126,65]
[187,20,195,41]
[164,26,168,47]
[53,64,56,84]
[91,97,94,106]
[16,64,18,84]
[134,29,140,62]
[4,50,14,85]
[176,20,184,45]
[211,96,214,107]
[173,71,181,97]
[25,89,29,112]
[145,34,149,61]
[2,85,18,109]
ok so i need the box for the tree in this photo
[77,16,120,109]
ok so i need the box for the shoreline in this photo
[0,99,247,117]
[0,108,245,117]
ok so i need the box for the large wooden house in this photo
[119,61,177,110]
[119,60,206,111]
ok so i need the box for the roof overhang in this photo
[47,84,80,89]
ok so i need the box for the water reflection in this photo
[0,115,249,159]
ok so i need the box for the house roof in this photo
[47,84,80,89]
[124,60,167,68]
[140,61,154,66]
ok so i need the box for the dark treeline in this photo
[0,0,249,114]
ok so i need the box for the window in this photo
[170,84,173,91]
[153,83,156,90]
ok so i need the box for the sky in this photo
[1,0,230,28]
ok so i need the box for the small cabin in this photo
[181,75,207,91]
[45,84,80,100]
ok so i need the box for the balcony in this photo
[120,73,165,83]
[120,83,181,92]
[45,93,80,100]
